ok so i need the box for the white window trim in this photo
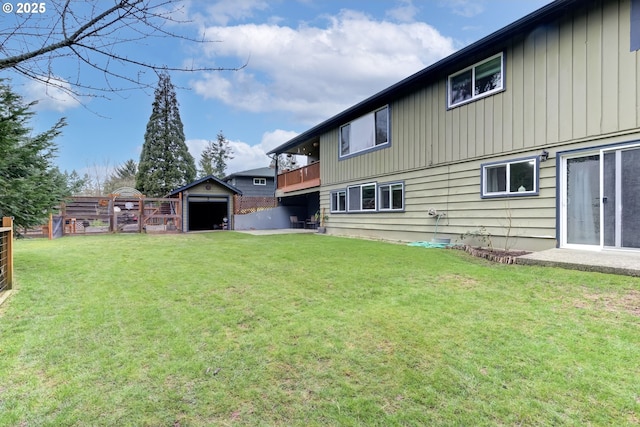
[448,52,504,108]
[347,183,377,212]
[339,106,390,159]
[481,156,539,198]
[330,190,346,213]
[253,178,267,186]
[378,182,404,211]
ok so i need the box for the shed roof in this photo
[268,0,577,155]
[224,167,275,180]
[168,175,242,196]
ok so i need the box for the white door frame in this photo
[560,142,640,251]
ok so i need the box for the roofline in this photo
[223,167,276,180]
[268,0,577,155]
[168,175,242,196]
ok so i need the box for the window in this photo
[448,53,504,108]
[331,190,346,212]
[347,183,377,211]
[379,183,404,211]
[340,106,389,158]
[632,0,640,51]
[481,156,539,198]
[332,182,405,213]
[253,178,266,185]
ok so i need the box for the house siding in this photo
[181,181,236,231]
[318,0,640,250]
[322,131,640,249]
[228,176,276,197]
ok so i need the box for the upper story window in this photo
[339,106,389,158]
[448,53,504,108]
[481,156,539,198]
[253,178,267,185]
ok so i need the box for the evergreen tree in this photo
[198,130,234,178]
[136,72,196,196]
[64,170,89,195]
[104,159,137,194]
[112,159,138,180]
[0,79,70,229]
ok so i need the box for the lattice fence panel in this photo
[234,196,277,215]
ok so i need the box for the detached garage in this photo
[169,175,241,232]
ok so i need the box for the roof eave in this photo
[168,175,242,196]
[268,0,577,155]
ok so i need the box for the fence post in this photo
[2,217,13,290]
[60,201,66,235]
[109,196,115,233]
[138,196,144,233]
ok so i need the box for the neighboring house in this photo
[168,175,241,231]
[269,0,640,252]
[223,167,276,197]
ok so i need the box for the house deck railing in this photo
[277,162,320,193]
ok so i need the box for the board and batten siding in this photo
[318,0,640,249]
[231,176,275,197]
[320,155,558,251]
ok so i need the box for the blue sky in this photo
[7,0,552,178]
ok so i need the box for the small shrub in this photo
[459,226,493,251]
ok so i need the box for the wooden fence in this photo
[0,217,14,293]
[233,195,277,215]
[60,195,182,234]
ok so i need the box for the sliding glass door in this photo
[602,147,640,248]
[562,144,640,250]
[565,155,600,246]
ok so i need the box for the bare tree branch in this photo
[0,0,243,98]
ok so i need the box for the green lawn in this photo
[1,232,639,426]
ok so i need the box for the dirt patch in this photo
[573,289,640,317]
[439,273,480,288]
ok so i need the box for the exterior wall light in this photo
[540,150,549,162]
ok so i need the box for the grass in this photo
[0,232,639,426]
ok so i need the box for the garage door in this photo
[188,196,229,231]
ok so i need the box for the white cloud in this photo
[386,0,420,23]
[22,78,82,112]
[191,9,455,125]
[187,129,299,175]
[442,0,485,18]
[203,0,270,25]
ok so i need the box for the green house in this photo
[269,0,640,253]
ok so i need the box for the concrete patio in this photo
[517,248,640,277]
